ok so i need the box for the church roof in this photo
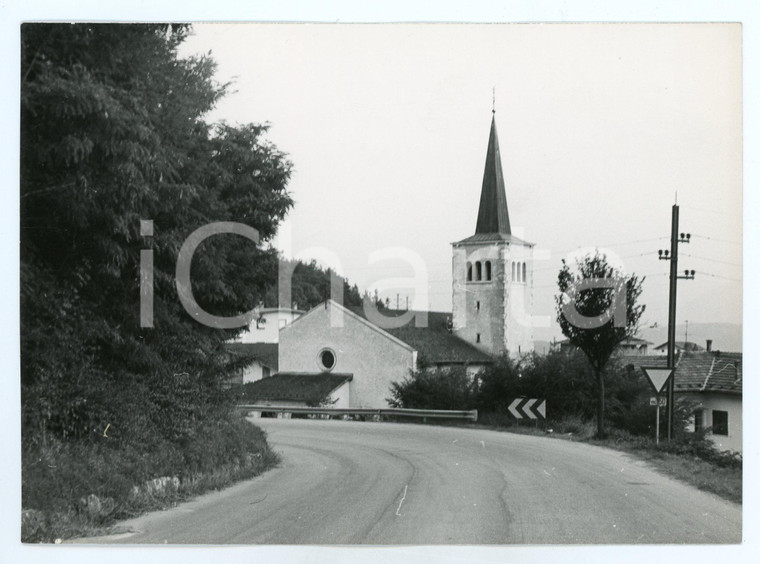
[475,115,511,236]
[345,304,493,365]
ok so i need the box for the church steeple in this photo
[475,116,511,235]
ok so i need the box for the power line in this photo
[691,234,741,246]
[680,253,741,268]
[694,270,742,283]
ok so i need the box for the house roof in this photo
[653,341,705,352]
[557,336,651,346]
[621,352,742,395]
[235,372,352,403]
[345,305,493,365]
[226,342,279,371]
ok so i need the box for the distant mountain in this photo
[639,322,742,353]
[531,322,742,354]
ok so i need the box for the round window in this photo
[318,348,336,371]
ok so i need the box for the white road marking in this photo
[395,485,408,516]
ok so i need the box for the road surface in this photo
[76,418,741,544]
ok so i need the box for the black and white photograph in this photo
[3,2,757,562]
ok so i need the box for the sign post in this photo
[642,367,673,445]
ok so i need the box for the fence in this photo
[237,405,478,422]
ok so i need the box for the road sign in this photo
[641,367,673,394]
[650,397,667,407]
[508,398,546,420]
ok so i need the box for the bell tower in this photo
[451,113,534,357]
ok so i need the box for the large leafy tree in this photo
[20,24,293,447]
[555,252,645,438]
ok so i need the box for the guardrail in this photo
[237,405,478,422]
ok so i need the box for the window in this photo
[712,410,728,436]
[262,366,271,379]
[476,301,480,311]
[522,262,527,283]
[476,333,481,343]
[475,261,482,281]
[693,409,703,433]
[515,262,521,282]
[511,262,516,281]
[485,261,492,281]
[318,348,337,372]
[466,262,473,282]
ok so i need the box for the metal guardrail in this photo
[237,405,478,422]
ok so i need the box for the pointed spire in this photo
[475,115,511,235]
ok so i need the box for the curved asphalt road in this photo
[77,418,741,544]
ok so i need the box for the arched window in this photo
[466,262,472,282]
[511,262,516,281]
[485,261,492,281]
[522,262,527,283]
[475,261,482,281]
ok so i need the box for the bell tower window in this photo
[466,262,473,282]
[485,261,492,281]
[475,261,482,281]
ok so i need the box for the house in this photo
[623,351,742,453]
[274,299,493,408]
[653,340,706,355]
[232,306,305,344]
[557,336,652,356]
[225,306,304,385]
[226,342,279,384]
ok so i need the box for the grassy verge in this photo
[21,413,279,543]
[448,413,742,504]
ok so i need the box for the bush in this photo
[21,411,278,542]
[388,367,476,410]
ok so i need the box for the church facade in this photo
[452,115,534,357]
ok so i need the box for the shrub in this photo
[388,367,476,410]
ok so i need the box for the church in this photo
[243,112,534,409]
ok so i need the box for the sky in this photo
[179,23,742,339]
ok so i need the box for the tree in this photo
[555,252,645,438]
[20,24,293,448]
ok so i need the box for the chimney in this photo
[706,339,713,352]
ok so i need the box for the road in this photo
[76,418,741,544]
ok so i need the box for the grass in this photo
[471,414,742,504]
[21,413,280,543]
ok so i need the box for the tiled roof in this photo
[653,341,705,352]
[621,352,742,395]
[387,327,494,365]
[226,342,279,371]
[345,306,493,365]
[235,372,352,403]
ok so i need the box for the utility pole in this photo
[658,204,694,439]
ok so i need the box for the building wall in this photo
[452,241,533,357]
[684,393,742,453]
[279,302,417,408]
[235,309,302,344]
[241,360,271,384]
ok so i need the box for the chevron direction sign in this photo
[641,367,673,394]
[508,398,546,420]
